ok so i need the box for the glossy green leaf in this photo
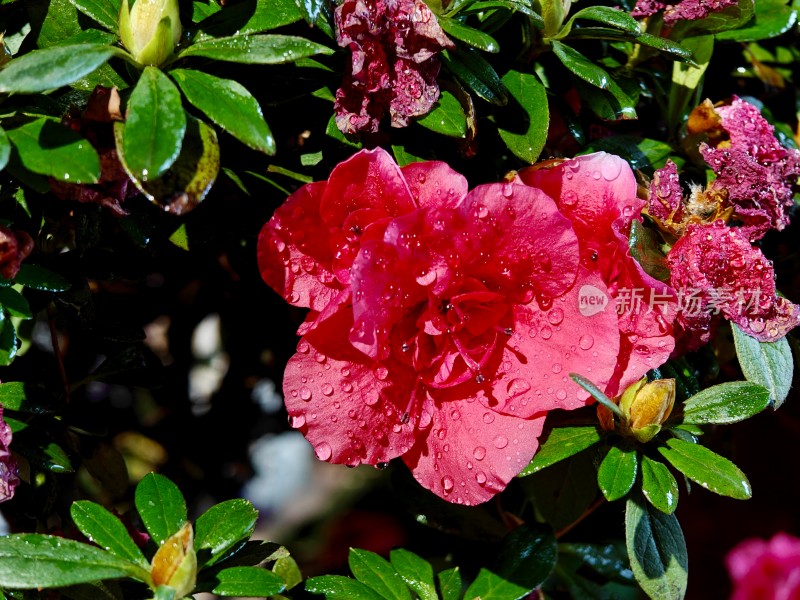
[68,0,121,31]
[0,44,118,93]
[668,35,713,133]
[178,34,333,64]
[461,0,542,22]
[519,426,601,476]
[416,90,467,138]
[598,445,638,501]
[171,69,275,154]
[211,566,286,597]
[437,567,461,600]
[628,220,670,282]
[716,0,797,41]
[273,556,303,590]
[442,48,508,105]
[463,568,529,600]
[0,127,9,172]
[625,494,688,600]
[681,381,770,424]
[123,66,186,181]
[349,548,412,600]
[0,312,16,366]
[0,382,27,411]
[0,534,140,588]
[13,264,71,292]
[438,17,500,52]
[559,6,639,38]
[497,69,548,163]
[305,575,385,599]
[640,456,679,515]
[153,587,176,600]
[0,286,32,319]
[732,322,793,408]
[295,0,328,26]
[194,499,258,568]
[7,118,100,184]
[70,501,149,569]
[196,0,302,38]
[134,473,187,545]
[636,33,695,64]
[570,373,624,419]
[658,438,751,499]
[559,542,636,583]
[390,549,437,600]
[494,524,557,590]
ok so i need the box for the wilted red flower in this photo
[727,533,800,600]
[518,152,677,397]
[333,0,453,134]
[631,0,737,24]
[0,406,19,502]
[0,226,33,281]
[259,149,668,504]
[667,221,800,349]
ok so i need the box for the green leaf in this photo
[494,524,557,590]
[463,568,529,600]
[349,548,412,600]
[560,6,639,38]
[70,501,150,569]
[732,322,793,408]
[305,575,386,599]
[0,44,118,93]
[153,587,176,600]
[12,437,73,472]
[178,34,333,64]
[416,90,467,138]
[496,69,548,164]
[0,127,10,172]
[597,445,638,501]
[518,426,601,476]
[12,264,71,292]
[570,373,624,419]
[0,535,140,588]
[0,286,32,319]
[437,567,461,600]
[640,456,679,515]
[134,473,187,545]
[628,220,670,282]
[438,17,500,52]
[211,566,286,597]
[171,69,275,154]
[680,381,770,424]
[68,0,121,31]
[6,118,100,184]
[273,556,303,590]
[0,312,16,367]
[636,33,695,64]
[658,438,751,499]
[559,542,636,584]
[716,0,797,41]
[122,66,186,181]
[390,549,437,600]
[194,499,258,568]
[668,35,714,133]
[442,48,508,105]
[625,494,688,600]
[0,382,26,411]
[196,0,302,37]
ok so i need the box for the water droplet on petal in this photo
[300,387,312,401]
[579,334,594,350]
[563,191,578,206]
[548,308,564,325]
[315,442,332,461]
[552,363,562,374]
[363,390,380,406]
[556,388,567,400]
[476,204,489,218]
[374,366,389,381]
[483,412,495,424]
[290,414,305,428]
[322,384,334,396]
[451,409,461,420]
[297,340,310,353]
[507,378,531,397]
[476,472,487,485]
[493,435,509,449]
[442,477,454,492]
[415,269,437,286]
[540,326,553,340]
[473,446,487,460]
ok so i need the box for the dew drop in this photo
[290,414,306,428]
[476,204,490,218]
[473,446,487,460]
[502,183,514,198]
[556,388,567,400]
[315,442,332,461]
[507,378,531,397]
[540,325,553,340]
[562,191,578,206]
[442,477,454,492]
[343,382,353,393]
[548,307,564,325]
[476,472,487,485]
[451,409,461,421]
[374,366,389,380]
[579,334,594,350]
[297,340,310,354]
[363,390,380,406]
[493,435,509,449]
[322,383,334,396]
[300,387,312,401]
[749,318,766,334]
[552,363,562,374]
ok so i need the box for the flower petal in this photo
[401,161,468,210]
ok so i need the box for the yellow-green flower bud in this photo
[151,522,196,598]
[119,0,182,67]
[619,377,676,443]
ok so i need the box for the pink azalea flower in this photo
[333,0,453,134]
[631,0,737,25]
[258,149,644,505]
[0,406,19,502]
[727,533,800,600]
[518,152,677,397]
[667,221,800,349]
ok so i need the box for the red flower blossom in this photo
[0,226,33,281]
[334,0,453,134]
[667,221,800,348]
[0,406,19,502]
[631,0,737,24]
[518,152,677,397]
[727,533,800,600]
[258,149,641,504]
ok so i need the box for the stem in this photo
[47,303,70,404]
[555,495,605,539]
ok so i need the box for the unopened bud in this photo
[151,522,196,598]
[619,378,676,443]
[119,0,182,67]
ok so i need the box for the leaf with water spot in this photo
[597,445,638,501]
[640,456,679,514]
[416,90,467,138]
[680,380,770,424]
[497,69,549,164]
[390,549,437,600]
[518,426,601,476]
[438,17,499,52]
[349,548,412,600]
[732,322,793,409]
[658,438,751,500]
[0,44,119,93]
[178,34,333,64]
[70,501,149,569]
[134,473,187,545]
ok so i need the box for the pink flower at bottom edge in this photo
[0,406,19,502]
[727,533,800,600]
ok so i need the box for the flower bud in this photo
[538,0,572,37]
[119,0,182,67]
[619,377,676,443]
[150,522,196,598]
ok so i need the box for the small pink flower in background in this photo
[0,406,19,502]
[631,0,737,25]
[727,533,800,600]
[0,226,33,281]
[334,0,453,134]
[259,149,672,504]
